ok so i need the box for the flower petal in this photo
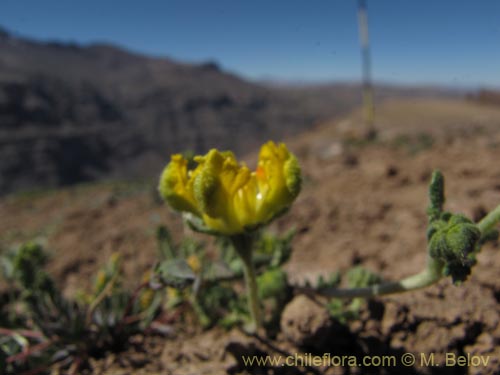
[158,154,200,215]
[193,149,247,234]
[255,141,302,223]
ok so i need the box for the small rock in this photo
[280,295,333,348]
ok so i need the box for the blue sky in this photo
[1,0,499,88]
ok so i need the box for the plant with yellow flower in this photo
[158,141,301,332]
[159,142,500,331]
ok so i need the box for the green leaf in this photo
[152,259,196,289]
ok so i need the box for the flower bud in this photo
[428,214,481,284]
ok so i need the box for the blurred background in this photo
[2,3,500,372]
[0,0,499,195]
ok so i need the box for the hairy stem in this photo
[241,252,262,332]
[231,235,262,332]
[477,204,500,234]
[312,257,443,299]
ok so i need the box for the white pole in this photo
[357,0,376,137]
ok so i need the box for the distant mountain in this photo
[0,27,462,194]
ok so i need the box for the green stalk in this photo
[477,204,500,234]
[314,256,443,298]
[230,234,262,332]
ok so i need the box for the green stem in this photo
[312,256,443,299]
[477,204,500,234]
[241,251,262,332]
[231,235,262,332]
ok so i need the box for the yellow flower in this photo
[159,141,301,235]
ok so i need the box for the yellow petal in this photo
[233,173,259,228]
[255,141,302,223]
[193,149,246,234]
[158,154,200,215]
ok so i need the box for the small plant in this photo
[0,242,163,374]
[312,170,500,299]
[158,141,301,332]
[151,225,295,331]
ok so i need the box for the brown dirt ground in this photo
[1,98,500,374]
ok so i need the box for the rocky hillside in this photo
[0,27,461,195]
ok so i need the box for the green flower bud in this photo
[428,213,481,284]
[429,216,479,260]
